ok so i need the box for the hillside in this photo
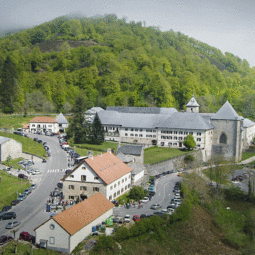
[0,14,254,118]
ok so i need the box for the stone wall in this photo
[0,139,22,161]
[145,150,203,176]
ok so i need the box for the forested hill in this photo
[0,14,255,118]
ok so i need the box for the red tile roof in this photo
[52,193,113,235]
[29,116,57,123]
[84,152,133,184]
[22,124,29,129]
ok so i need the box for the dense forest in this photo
[0,14,255,119]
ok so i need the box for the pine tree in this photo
[0,56,18,113]
[90,112,104,145]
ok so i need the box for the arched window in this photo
[220,133,227,144]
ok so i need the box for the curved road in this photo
[0,134,68,237]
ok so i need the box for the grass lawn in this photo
[144,146,188,165]
[242,151,255,161]
[0,131,46,158]
[0,241,61,255]
[70,141,119,156]
[2,157,24,169]
[0,170,31,210]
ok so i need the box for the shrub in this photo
[224,186,247,201]
[184,154,195,162]
[128,186,146,200]
[115,226,130,242]
[92,235,116,253]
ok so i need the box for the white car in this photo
[174,195,181,199]
[161,208,168,212]
[124,215,131,223]
[32,170,42,175]
[140,197,149,203]
[150,204,161,210]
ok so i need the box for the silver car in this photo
[5,221,21,229]
[150,203,161,210]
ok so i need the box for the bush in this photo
[128,186,146,201]
[92,235,116,253]
[224,186,247,201]
[184,154,195,162]
[115,226,130,242]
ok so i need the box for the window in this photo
[131,128,134,131]
[140,129,143,132]
[130,133,134,136]
[168,142,172,146]
[70,175,74,178]
[179,137,182,140]
[220,133,227,144]
[69,196,74,199]
[122,179,124,183]
[82,167,86,170]
[113,193,116,198]
[161,142,165,146]
[146,135,152,138]
[189,132,193,135]
[125,177,127,181]
[80,186,87,190]
[49,224,55,230]
[81,175,86,182]
[32,124,35,127]
[49,237,55,244]
[135,134,138,137]
[114,184,116,188]
[69,185,74,190]
[139,134,143,137]
[48,125,52,127]
[174,137,177,140]
[117,190,120,195]
[125,185,127,190]
[118,181,120,186]
[184,132,188,135]
[153,130,156,132]
[109,195,112,200]
[121,188,124,193]
[179,131,183,134]
[125,133,128,136]
[153,135,156,138]
[197,138,201,142]
[197,132,201,136]
[128,184,131,188]
[125,128,128,131]
[129,175,131,178]
[93,187,99,192]
[174,131,177,134]
[135,129,138,131]
[94,177,99,180]
[110,186,113,190]
[146,129,152,132]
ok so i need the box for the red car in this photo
[0,235,13,245]
[19,232,35,244]
[133,215,140,222]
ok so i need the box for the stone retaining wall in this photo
[145,150,203,176]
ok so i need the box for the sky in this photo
[0,0,254,67]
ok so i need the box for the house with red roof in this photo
[35,193,114,254]
[62,151,133,202]
[29,116,59,134]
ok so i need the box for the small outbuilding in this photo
[34,192,114,254]
[56,113,69,132]
[0,136,22,162]
[116,145,144,164]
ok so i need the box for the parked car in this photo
[112,217,120,223]
[118,218,124,224]
[0,235,13,245]
[11,200,20,206]
[37,140,43,143]
[140,214,147,219]
[42,158,47,164]
[30,184,37,189]
[140,197,150,203]
[148,187,155,192]
[33,138,38,141]
[0,212,16,220]
[124,215,131,223]
[149,191,156,196]
[18,194,26,201]
[18,174,28,179]
[32,170,42,175]
[166,170,171,174]
[1,206,12,212]
[150,204,161,210]
[5,221,21,229]
[19,232,35,243]
[153,212,165,217]
[133,215,140,222]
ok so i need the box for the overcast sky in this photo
[0,0,254,67]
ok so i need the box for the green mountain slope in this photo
[0,14,254,117]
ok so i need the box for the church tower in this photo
[186,95,200,113]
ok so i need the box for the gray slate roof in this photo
[106,106,177,115]
[211,101,242,120]
[98,111,172,128]
[186,95,200,107]
[128,162,146,175]
[156,112,214,130]
[117,145,143,156]
[56,113,68,124]
[85,107,105,115]
[0,136,10,144]
[243,118,255,128]
[116,153,133,163]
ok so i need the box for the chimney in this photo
[107,148,111,154]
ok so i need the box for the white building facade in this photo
[29,116,59,134]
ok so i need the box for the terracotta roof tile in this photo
[52,193,114,235]
[29,116,57,123]
[22,124,29,129]
[85,152,133,184]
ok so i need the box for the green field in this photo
[242,151,255,161]
[2,157,24,170]
[70,141,119,156]
[0,131,46,158]
[0,170,31,210]
[144,146,188,165]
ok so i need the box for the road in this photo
[113,173,182,217]
[0,134,69,237]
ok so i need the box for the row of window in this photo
[124,128,156,132]
[31,124,53,128]
[68,175,99,182]
[160,142,201,147]
[69,185,99,191]
[110,176,130,190]
[109,184,131,200]
[124,133,157,138]
[160,136,202,141]
[161,131,202,136]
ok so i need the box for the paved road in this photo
[113,173,182,217]
[0,134,69,237]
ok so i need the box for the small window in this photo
[128,184,131,188]
[32,124,35,127]
[161,142,164,146]
[135,129,138,131]
[125,133,128,136]
[135,134,138,137]
[114,184,116,188]
[130,133,134,136]
[121,188,124,193]
[125,128,128,131]
[122,179,124,183]
[139,134,143,137]
[117,190,120,195]
[113,192,116,198]
[125,185,127,190]
[81,175,86,182]
[174,131,177,134]
[197,138,201,142]
[118,181,120,186]
[70,175,74,178]
[189,132,193,135]
[179,131,183,134]
[82,167,86,170]
[80,186,87,190]
[220,133,227,144]
[69,196,74,199]
[93,187,99,192]
[131,128,134,131]
[49,237,55,244]
[129,175,131,178]
[94,177,99,180]
[197,132,201,136]
[69,185,74,190]
[125,177,127,181]
[140,129,143,132]
[109,195,112,200]
[110,186,113,190]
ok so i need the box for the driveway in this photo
[0,133,68,237]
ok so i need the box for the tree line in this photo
[0,14,255,119]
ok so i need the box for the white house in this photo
[34,193,114,254]
[56,113,69,132]
[0,136,22,162]
[242,118,255,149]
[62,151,133,202]
[29,116,59,134]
